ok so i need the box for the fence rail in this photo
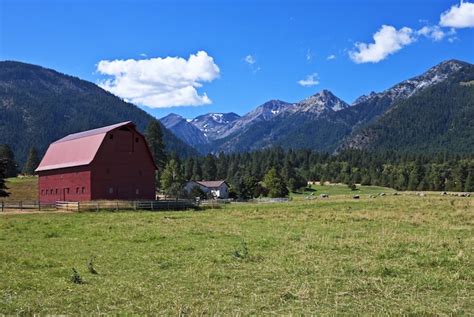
[1,200,197,212]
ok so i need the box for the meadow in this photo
[1,185,473,315]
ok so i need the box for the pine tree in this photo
[0,144,18,178]
[145,119,167,181]
[202,154,217,180]
[160,159,185,199]
[263,168,289,198]
[465,170,474,192]
[192,160,203,181]
[0,159,10,197]
[22,147,40,175]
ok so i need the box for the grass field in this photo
[1,191,473,314]
[3,177,38,202]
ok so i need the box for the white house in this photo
[184,180,229,199]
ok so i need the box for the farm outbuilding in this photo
[184,180,230,199]
[36,121,157,203]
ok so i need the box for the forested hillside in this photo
[0,61,197,167]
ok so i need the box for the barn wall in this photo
[38,166,91,203]
[90,128,156,200]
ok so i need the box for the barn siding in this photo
[90,129,155,201]
[38,166,91,203]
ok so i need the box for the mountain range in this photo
[160,59,474,154]
[0,59,472,168]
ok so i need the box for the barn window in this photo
[55,188,58,194]
[81,187,85,194]
[135,189,140,195]
[41,190,44,195]
[66,188,70,194]
[109,187,114,194]
[76,187,79,194]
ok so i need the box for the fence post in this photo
[1,201,3,212]
[116,202,118,211]
[38,200,40,211]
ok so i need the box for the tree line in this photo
[144,119,474,198]
[2,118,473,199]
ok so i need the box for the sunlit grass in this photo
[1,194,473,315]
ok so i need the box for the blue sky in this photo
[1,0,474,119]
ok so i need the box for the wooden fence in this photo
[1,200,197,212]
[0,201,56,212]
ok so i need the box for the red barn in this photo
[36,121,157,203]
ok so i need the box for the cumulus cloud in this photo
[417,25,457,41]
[244,55,256,65]
[297,73,320,87]
[417,25,446,41]
[96,51,220,108]
[440,1,474,28]
[349,25,415,63]
[327,54,336,60]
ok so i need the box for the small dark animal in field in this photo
[441,192,448,195]
[320,194,329,198]
[353,195,360,199]
[87,257,99,275]
[71,267,84,284]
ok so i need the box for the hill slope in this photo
[342,65,474,153]
[0,61,197,166]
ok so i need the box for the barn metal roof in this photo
[35,121,135,172]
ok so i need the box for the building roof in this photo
[195,180,228,188]
[36,121,135,172]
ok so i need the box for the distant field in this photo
[1,194,473,314]
[294,184,395,197]
[2,177,38,202]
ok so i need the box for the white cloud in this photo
[297,73,320,87]
[417,25,457,42]
[139,53,147,57]
[244,55,256,65]
[417,25,446,41]
[306,49,314,61]
[96,51,220,108]
[440,1,474,28]
[327,54,336,60]
[349,25,415,63]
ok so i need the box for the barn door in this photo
[62,188,66,201]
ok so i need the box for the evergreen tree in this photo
[0,144,18,178]
[0,159,10,197]
[145,119,167,181]
[408,160,424,190]
[465,170,474,192]
[22,147,40,175]
[160,159,185,199]
[192,160,203,181]
[184,157,195,181]
[202,154,217,180]
[263,168,289,198]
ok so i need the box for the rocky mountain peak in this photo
[160,113,186,128]
[293,89,349,113]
